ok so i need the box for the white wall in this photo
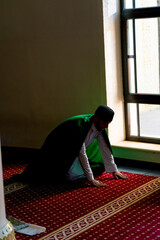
[103,0,125,144]
[0,0,106,148]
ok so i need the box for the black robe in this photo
[21,114,112,183]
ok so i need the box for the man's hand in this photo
[113,171,128,180]
[90,179,107,187]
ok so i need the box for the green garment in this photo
[21,114,112,183]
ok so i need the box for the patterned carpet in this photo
[3,161,160,240]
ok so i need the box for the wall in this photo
[0,0,106,148]
[103,0,125,144]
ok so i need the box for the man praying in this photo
[17,105,128,186]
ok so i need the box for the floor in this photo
[117,159,160,177]
[118,165,160,177]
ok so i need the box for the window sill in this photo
[112,141,160,152]
[112,141,160,164]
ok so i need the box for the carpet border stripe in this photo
[4,182,28,195]
[38,177,160,240]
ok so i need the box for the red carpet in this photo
[3,162,160,240]
[3,161,27,181]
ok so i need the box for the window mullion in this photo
[137,103,140,137]
[133,19,138,94]
[132,16,141,137]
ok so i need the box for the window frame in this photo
[120,1,160,144]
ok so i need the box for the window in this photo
[121,0,160,144]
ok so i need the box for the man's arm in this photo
[98,134,128,180]
[79,143,106,187]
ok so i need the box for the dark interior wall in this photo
[0,0,106,148]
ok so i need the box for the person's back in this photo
[20,114,94,183]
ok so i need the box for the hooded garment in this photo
[20,113,113,183]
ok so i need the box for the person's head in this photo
[94,105,114,131]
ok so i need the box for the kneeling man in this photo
[19,105,128,186]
